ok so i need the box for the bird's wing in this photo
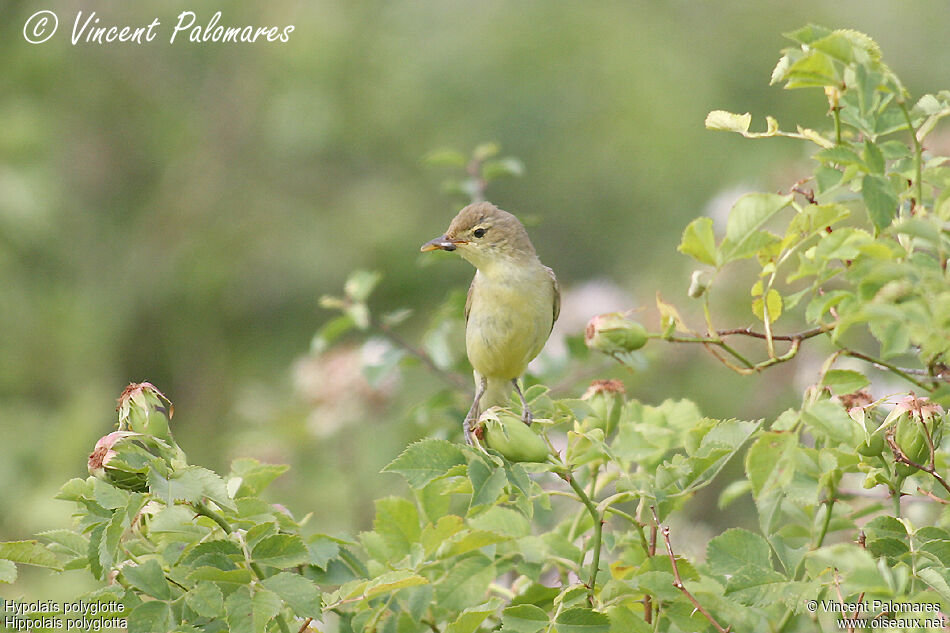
[547,266,560,331]
[465,275,476,325]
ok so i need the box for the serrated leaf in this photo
[0,559,16,583]
[229,458,289,498]
[262,572,322,618]
[0,541,62,570]
[555,607,611,633]
[501,603,548,633]
[148,465,234,511]
[225,586,282,633]
[446,599,503,633]
[801,399,860,445]
[468,506,530,538]
[122,559,172,600]
[720,193,792,263]
[678,217,717,266]
[128,601,174,633]
[38,530,88,558]
[251,534,310,568]
[707,528,771,575]
[186,581,225,618]
[364,570,428,598]
[435,555,495,612]
[862,174,898,231]
[468,458,507,510]
[724,565,807,607]
[382,438,467,488]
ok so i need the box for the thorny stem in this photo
[832,569,855,633]
[650,507,731,633]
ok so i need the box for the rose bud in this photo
[479,407,550,463]
[117,382,174,441]
[88,431,152,492]
[584,313,648,355]
[581,379,625,436]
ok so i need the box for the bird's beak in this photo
[420,235,466,252]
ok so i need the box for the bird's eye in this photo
[473,227,487,238]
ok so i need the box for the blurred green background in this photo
[2,0,950,598]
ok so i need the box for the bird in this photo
[420,201,560,444]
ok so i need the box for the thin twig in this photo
[840,349,935,391]
[650,507,731,633]
[296,618,314,633]
[368,314,468,389]
[716,326,828,341]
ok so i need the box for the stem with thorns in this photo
[650,507,731,633]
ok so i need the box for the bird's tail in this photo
[481,377,513,410]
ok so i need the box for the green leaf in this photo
[262,572,322,618]
[0,559,16,583]
[501,603,548,633]
[251,534,310,568]
[446,599,503,633]
[705,110,752,134]
[435,555,496,612]
[382,438,467,488]
[751,284,783,322]
[0,541,62,570]
[228,458,289,498]
[128,601,174,633]
[185,581,225,618]
[678,217,717,266]
[364,570,428,598]
[344,270,382,303]
[92,478,130,509]
[188,566,253,585]
[468,506,531,538]
[148,465,235,511]
[468,458,507,510]
[862,174,898,231]
[724,566,807,607]
[225,586,282,633]
[373,496,421,559]
[821,369,870,395]
[38,530,88,558]
[801,399,861,445]
[720,193,792,263]
[555,607,611,633]
[122,559,172,600]
[706,528,771,575]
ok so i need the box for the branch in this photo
[715,326,829,341]
[564,473,604,605]
[651,507,731,633]
[840,348,935,391]
[368,314,468,390]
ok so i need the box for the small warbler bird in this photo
[421,202,560,443]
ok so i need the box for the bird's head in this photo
[420,202,536,269]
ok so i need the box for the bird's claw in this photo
[521,408,533,426]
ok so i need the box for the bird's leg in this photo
[464,376,488,445]
[512,379,532,426]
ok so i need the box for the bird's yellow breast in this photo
[465,266,555,380]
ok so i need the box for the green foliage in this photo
[4,25,950,633]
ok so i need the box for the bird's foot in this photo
[463,417,476,446]
[521,407,533,426]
